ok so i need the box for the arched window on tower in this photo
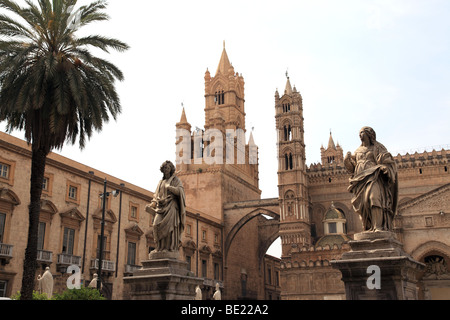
[284,152,293,171]
[282,103,291,113]
[283,124,292,141]
[284,191,296,217]
[215,90,225,105]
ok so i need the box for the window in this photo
[0,213,5,243]
[284,125,292,141]
[202,230,207,241]
[328,222,337,234]
[131,206,137,219]
[0,280,7,298]
[214,233,219,244]
[215,90,225,105]
[0,158,15,185]
[0,163,9,179]
[37,222,46,250]
[129,202,139,221]
[68,186,77,200]
[127,242,137,265]
[42,178,49,192]
[214,263,220,280]
[66,181,81,204]
[267,268,272,284]
[62,227,75,255]
[186,255,192,271]
[186,224,192,236]
[96,235,107,259]
[202,259,207,277]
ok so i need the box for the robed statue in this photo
[344,127,398,232]
[146,161,186,255]
[37,267,53,299]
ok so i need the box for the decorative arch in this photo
[411,241,450,262]
[224,208,279,266]
[40,199,58,223]
[0,187,20,210]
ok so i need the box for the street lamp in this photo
[97,178,120,291]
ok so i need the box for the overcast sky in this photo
[2,1,450,257]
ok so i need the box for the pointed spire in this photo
[176,103,191,132]
[328,131,336,150]
[216,41,232,76]
[285,71,292,95]
[179,106,188,124]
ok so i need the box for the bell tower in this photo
[204,42,246,133]
[175,44,261,222]
[275,74,311,257]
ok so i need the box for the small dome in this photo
[323,203,345,221]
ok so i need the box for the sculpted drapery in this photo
[345,127,398,232]
[147,161,186,254]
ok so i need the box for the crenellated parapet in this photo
[394,149,449,169]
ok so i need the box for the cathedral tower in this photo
[204,42,246,133]
[175,45,261,221]
[275,74,311,257]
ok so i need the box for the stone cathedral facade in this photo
[0,45,449,300]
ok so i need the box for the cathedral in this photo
[174,45,450,300]
[0,45,449,300]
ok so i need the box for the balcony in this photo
[37,250,53,264]
[90,259,116,273]
[0,243,13,265]
[57,253,81,272]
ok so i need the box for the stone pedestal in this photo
[123,252,203,300]
[331,231,425,300]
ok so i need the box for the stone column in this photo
[331,231,425,300]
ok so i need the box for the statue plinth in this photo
[123,253,203,300]
[331,231,425,300]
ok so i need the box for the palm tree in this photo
[0,0,129,300]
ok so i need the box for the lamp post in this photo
[115,183,125,278]
[97,178,120,291]
[82,171,95,275]
[97,179,107,290]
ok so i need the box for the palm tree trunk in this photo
[20,146,47,300]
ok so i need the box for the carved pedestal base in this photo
[331,231,425,300]
[123,254,203,300]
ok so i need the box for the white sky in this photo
[2,1,450,257]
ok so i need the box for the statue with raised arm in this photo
[146,160,186,256]
[344,127,398,232]
[37,267,53,299]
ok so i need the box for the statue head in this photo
[160,160,176,178]
[359,126,377,145]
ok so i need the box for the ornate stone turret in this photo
[275,73,310,257]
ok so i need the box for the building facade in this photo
[278,77,450,299]
[0,45,449,300]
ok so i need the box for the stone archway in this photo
[224,207,279,266]
[411,241,450,300]
[222,199,280,300]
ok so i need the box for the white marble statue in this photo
[37,267,54,298]
[195,285,202,300]
[212,283,221,300]
[88,273,102,289]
